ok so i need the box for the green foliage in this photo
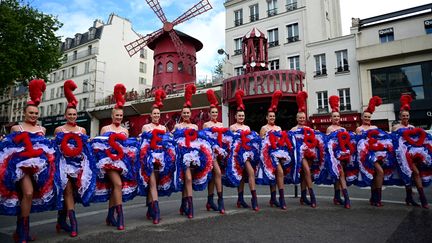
[0,0,63,89]
[213,59,223,76]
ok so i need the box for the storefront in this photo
[41,112,91,137]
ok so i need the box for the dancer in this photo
[0,79,57,242]
[228,90,260,211]
[138,89,176,224]
[173,84,213,218]
[259,90,289,210]
[324,95,355,209]
[202,89,231,214]
[392,94,430,209]
[356,96,394,207]
[54,80,96,236]
[291,91,325,208]
[92,84,139,230]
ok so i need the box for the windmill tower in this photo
[125,0,212,88]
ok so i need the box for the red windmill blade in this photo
[124,0,212,67]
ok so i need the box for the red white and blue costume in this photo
[226,129,261,187]
[356,129,397,186]
[137,130,176,196]
[393,128,432,186]
[173,128,213,191]
[0,131,57,215]
[55,131,96,207]
[322,130,358,185]
[258,130,297,185]
[292,127,326,183]
[91,132,139,202]
[201,127,233,186]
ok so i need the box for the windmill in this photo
[124,0,212,67]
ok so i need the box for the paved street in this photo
[0,185,431,243]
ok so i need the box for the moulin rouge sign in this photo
[222,69,305,102]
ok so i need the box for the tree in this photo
[213,59,224,77]
[0,0,63,89]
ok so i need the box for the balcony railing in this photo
[233,49,243,55]
[314,69,327,77]
[234,19,243,26]
[268,41,279,48]
[287,36,299,43]
[286,3,298,11]
[267,8,277,17]
[335,65,350,73]
[250,14,259,22]
[63,47,98,64]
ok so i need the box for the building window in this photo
[234,38,242,55]
[338,88,351,111]
[178,62,184,72]
[62,70,66,80]
[39,106,44,117]
[70,66,76,78]
[314,54,327,76]
[269,59,280,70]
[267,0,277,17]
[371,61,431,104]
[286,23,299,43]
[50,88,55,99]
[73,50,77,60]
[52,72,57,82]
[49,104,54,116]
[335,50,349,72]
[166,61,173,73]
[234,67,244,76]
[140,62,147,73]
[250,4,259,22]
[267,28,279,47]
[288,55,300,70]
[157,62,163,74]
[286,0,297,11]
[140,49,147,59]
[58,103,63,115]
[82,98,88,110]
[84,62,90,74]
[59,86,64,98]
[139,77,146,84]
[317,91,328,113]
[234,9,243,26]
[83,80,89,93]
[88,45,92,55]
[379,27,394,43]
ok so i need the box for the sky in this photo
[28,0,432,79]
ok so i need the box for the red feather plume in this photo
[268,90,283,112]
[183,84,196,108]
[235,89,245,111]
[400,94,413,111]
[153,89,166,109]
[364,96,382,114]
[329,95,340,113]
[114,83,126,109]
[206,89,218,108]
[296,91,308,113]
[27,79,46,106]
[64,80,78,108]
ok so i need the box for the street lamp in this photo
[217,48,229,60]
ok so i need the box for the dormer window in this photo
[88,27,96,39]
[75,34,82,46]
[65,38,72,49]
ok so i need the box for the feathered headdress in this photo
[268,90,282,112]
[64,80,78,108]
[364,96,382,114]
[329,95,340,113]
[400,94,413,111]
[183,84,196,108]
[235,89,245,111]
[206,89,218,108]
[113,83,126,109]
[153,89,166,109]
[296,91,308,113]
[27,79,46,106]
